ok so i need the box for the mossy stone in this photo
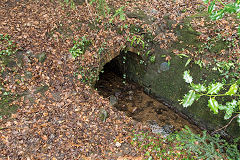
[37,53,46,63]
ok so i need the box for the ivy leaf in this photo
[182,90,196,108]
[225,83,238,96]
[191,83,206,92]
[208,97,219,114]
[183,70,193,84]
[207,82,224,94]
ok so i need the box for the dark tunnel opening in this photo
[94,51,202,136]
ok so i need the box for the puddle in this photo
[95,65,201,135]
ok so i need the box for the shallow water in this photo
[95,70,200,135]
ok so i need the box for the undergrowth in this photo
[0,34,19,120]
[131,126,240,160]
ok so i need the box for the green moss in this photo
[208,39,229,53]
[0,90,19,118]
[115,45,240,137]
[126,9,156,25]
[126,9,148,21]
[34,84,49,95]
[173,12,231,57]
[174,22,202,52]
[129,24,143,34]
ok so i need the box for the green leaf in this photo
[182,90,196,107]
[224,3,238,13]
[207,82,224,94]
[208,0,216,14]
[203,0,209,4]
[237,12,240,18]
[210,9,225,20]
[225,83,238,96]
[191,83,206,92]
[147,156,153,160]
[224,113,232,120]
[224,100,237,119]
[183,70,193,84]
[218,104,226,110]
[131,36,136,46]
[120,14,125,21]
[236,79,240,85]
[208,97,219,114]
[185,58,191,67]
[145,151,150,156]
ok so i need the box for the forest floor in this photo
[0,0,239,159]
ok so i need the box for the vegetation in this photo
[205,0,240,25]
[90,0,110,18]
[182,70,240,122]
[1,0,240,158]
[131,126,240,159]
[0,34,18,57]
[181,0,240,129]
[174,126,240,160]
[69,36,91,59]
[0,34,19,119]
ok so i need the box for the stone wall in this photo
[110,49,240,138]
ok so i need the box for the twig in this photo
[212,114,239,135]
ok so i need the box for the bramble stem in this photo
[200,93,240,97]
[212,114,240,135]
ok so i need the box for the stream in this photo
[95,66,201,136]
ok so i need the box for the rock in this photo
[51,92,61,101]
[73,0,85,5]
[34,85,49,94]
[23,55,31,63]
[115,142,121,147]
[162,124,174,134]
[24,71,32,79]
[158,62,170,73]
[148,121,173,137]
[36,52,46,63]
[114,91,121,98]
[143,87,151,95]
[99,108,108,122]
[109,95,117,106]
[150,9,158,15]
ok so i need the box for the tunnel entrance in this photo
[95,51,200,136]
